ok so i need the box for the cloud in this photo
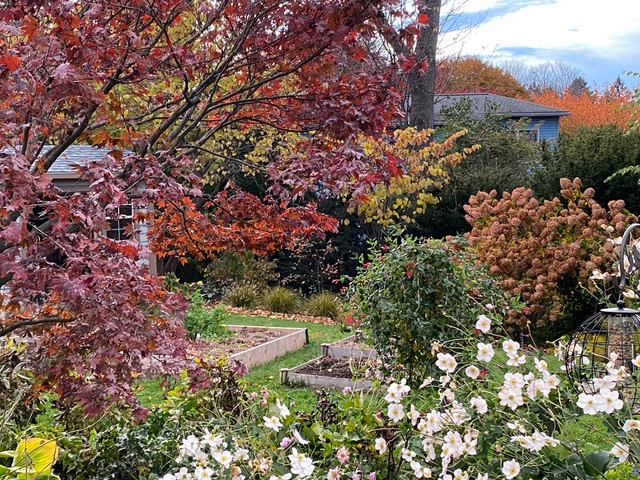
[439,0,640,85]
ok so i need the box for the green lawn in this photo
[138,313,353,411]
[227,313,352,411]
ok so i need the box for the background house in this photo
[434,93,570,141]
[44,145,158,274]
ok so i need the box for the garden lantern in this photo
[564,223,640,405]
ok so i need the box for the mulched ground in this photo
[220,305,335,325]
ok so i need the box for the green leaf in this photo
[583,451,611,477]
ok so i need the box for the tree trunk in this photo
[408,0,441,130]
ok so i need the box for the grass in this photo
[137,313,353,411]
[226,313,352,411]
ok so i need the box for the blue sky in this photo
[439,0,640,88]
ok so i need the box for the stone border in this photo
[280,357,373,391]
[226,325,308,369]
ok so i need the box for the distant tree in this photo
[436,57,529,98]
[500,59,582,94]
[530,85,636,132]
[568,76,590,97]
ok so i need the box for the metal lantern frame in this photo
[564,223,640,405]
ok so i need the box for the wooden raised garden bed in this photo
[280,355,374,391]
[321,334,377,360]
[225,325,309,369]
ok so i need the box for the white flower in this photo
[476,474,488,480]
[194,466,214,480]
[162,474,177,480]
[288,448,315,478]
[502,340,520,356]
[385,379,411,402]
[374,437,388,455]
[292,429,310,445]
[506,353,526,367]
[419,376,434,388]
[503,372,525,390]
[452,469,470,480]
[534,357,548,372]
[269,475,292,480]
[233,447,250,462]
[469,396,488,414]
[633,355,640,368]
[498,386,524,410]
[623,419,640,432]
[507,420,526,433]
[599,388,624,413]
[263,415,283,432]
[577,393,602,415]
[408,404,421,426]
[465,365,480,379]
[611,442,629,463]
[388,402,405,422]
[401,447,416,462]
[410,461,432,479]
[276,398,291,418]
[501,459,521,479]
[475,314,491,333]
[175,468,193,480]
[436,352,458,373]
[201,430,224,450]
[213,450,233,468]
[476,343,495,362]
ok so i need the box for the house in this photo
[433,93,570,142]
[44,145,159,274]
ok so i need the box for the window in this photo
[106,204,133,241]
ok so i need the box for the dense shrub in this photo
[183,291,229,339]
[201,251,278,301]
[348,235,512,383]
[532,125,640,213]
[464,178,636,341]
[306,292,340,320]
[261,286,300,314]
[414,96,543,238]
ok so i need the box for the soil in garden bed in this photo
[296,356,376,379]
[192,327,289,357]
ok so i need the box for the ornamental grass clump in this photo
[347,235,513,384]
[157,309,640,480]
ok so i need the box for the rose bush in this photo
[346,235,515,384]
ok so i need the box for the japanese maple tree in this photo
[0,0,422,414]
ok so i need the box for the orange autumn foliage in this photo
[530,86,638,133]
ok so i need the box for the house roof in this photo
[43,145,115,178]
[433,93,570,125]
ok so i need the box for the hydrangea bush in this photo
[158,311,640,480]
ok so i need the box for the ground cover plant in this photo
[156,309,640,480]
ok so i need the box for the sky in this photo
[439,0,640,88]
